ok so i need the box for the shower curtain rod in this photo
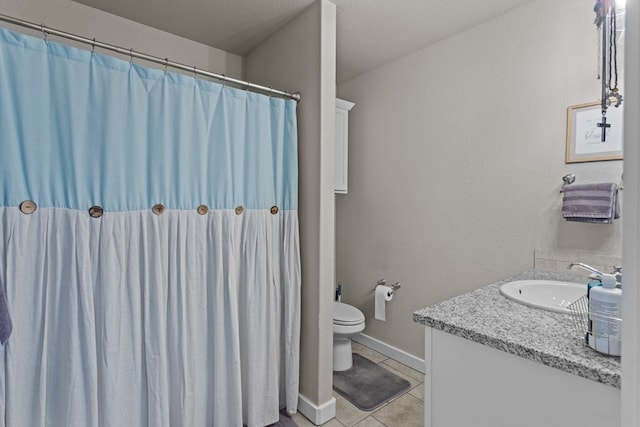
[0,13,301,102]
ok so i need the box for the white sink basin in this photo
[500,280,586,314]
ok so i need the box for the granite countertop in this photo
[413,269,621,388]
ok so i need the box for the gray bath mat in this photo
[333,353,411,411]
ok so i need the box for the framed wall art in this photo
[566,101,623,163]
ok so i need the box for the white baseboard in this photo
[354,333,426,374]
[297,394,336,426]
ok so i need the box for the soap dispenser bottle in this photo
[589,273,622,356]
[585,274,602,346]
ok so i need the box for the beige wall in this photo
[336,0,624,358]
[246,0,337,418]
[0,0,242,77]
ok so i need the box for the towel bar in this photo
[559,174,623,193]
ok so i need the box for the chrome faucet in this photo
[611,266,623,285]
[567,262,604,277]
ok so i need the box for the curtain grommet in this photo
[197,205,208,215]
[235,206,244,215]
[152,204,165,215]
[270,206,279,215]
[88,206,104,218]
[19,200,37,215]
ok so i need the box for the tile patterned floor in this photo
[290,342,424,427]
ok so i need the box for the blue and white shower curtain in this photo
[0,27,300,427]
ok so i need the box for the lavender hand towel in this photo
[562,183,620,224]
[0,278,12,345]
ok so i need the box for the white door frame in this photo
[622,1,639,426]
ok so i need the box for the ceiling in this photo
[72,0,537,83]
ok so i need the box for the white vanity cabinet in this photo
[424,327,620,427]
[335,98,354,194]
[415,272,623,427]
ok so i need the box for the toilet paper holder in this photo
[374,279,401,295]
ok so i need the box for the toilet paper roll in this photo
[375,285,394,321]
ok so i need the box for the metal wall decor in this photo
[593,0,623,142]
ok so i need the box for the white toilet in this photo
[332,302,365,371]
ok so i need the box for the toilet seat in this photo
[333,302,364,326]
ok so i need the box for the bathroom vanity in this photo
[414,270,621,427]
